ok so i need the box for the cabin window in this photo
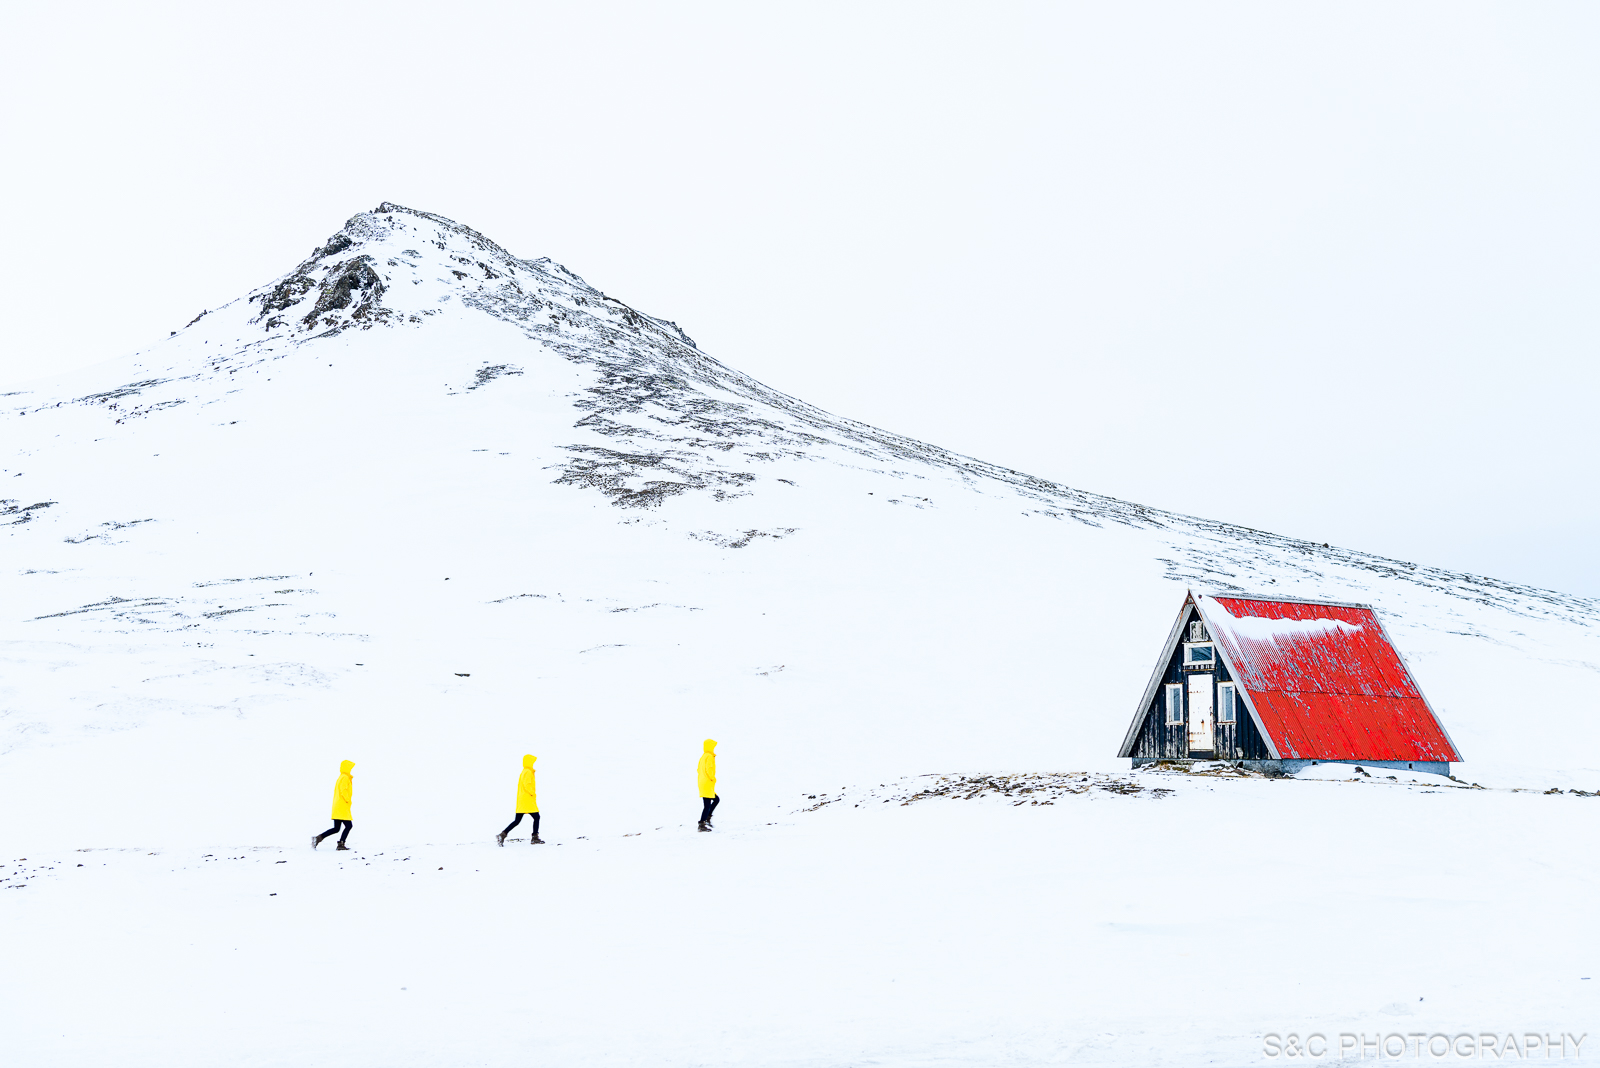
[1218,682,1237,723]
[1182,642,1216,667]
[1189,620,1208,642]
[1164,684,1183,725]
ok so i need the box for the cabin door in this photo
[1186,673,1215,753]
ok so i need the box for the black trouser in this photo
[502,812,540,838]
[316,820,352,845]
[700,795,720,823]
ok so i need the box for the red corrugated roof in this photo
[1196,595,1460,762]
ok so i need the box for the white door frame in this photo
[1186,673,1215,753]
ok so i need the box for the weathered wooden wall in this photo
[1128,605,1269,760]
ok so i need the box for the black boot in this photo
[496,832,507,847]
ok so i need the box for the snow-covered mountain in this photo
[3,201,1598,840]
[5,203,1599,1067]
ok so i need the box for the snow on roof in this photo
[1194,594,1461,763]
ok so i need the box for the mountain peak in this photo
[245,202,600,341]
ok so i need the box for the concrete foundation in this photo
[1131,757,1450,778]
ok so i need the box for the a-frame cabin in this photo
[1118,591,1462,776]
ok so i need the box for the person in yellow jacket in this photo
[497,754,543,845]
[312,760,355,850]
[697,739,719,832]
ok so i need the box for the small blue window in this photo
[1183,642,1215,667]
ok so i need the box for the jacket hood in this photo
[703,739,717,753]
[523,754,536,769]
[339,760,355,775]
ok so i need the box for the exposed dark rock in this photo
[74,380,172,405]
[465,365,524,392]
[551,446,753,509]
[314,234,353,259]
[256,273,317,319]
[303,256,385,327]
[1,500,56,525]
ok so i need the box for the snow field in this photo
[4,771,1595,1067]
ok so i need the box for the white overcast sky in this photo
[3,2,1597,596]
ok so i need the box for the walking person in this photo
[312,760,355,850]
[497,754,543,845]
[697,738,719,832]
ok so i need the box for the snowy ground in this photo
[7,768,1597,1067]
[3,204,1598,1064]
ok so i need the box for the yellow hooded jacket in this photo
[697,739,717,798]
[515,754,539,814]
[331,760,355,821]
